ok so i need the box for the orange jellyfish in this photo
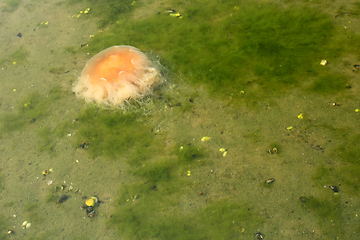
[73,45,160,106]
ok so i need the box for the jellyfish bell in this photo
[73,45,160,106]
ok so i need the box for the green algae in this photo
[73,0,355,108]
[0,47,29,68]
[37,127,57,154]
[105,137,262,239]
[73,106,154,159]
[66,0,138,28]
[109,183,263,240]
[300,195,343,238]
[1,0,21,13]
[0,0,357,239]
[313,132,360,196]
[0,93,46,134]
[309,73,350,94]
[0,87,66,135]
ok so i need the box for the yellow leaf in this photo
[201,136,210,142]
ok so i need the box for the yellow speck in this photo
[286,126,293,130]
[169,13,181,18]
[187,171,191,176]
[127,199,130,202]
[240,91,245,94]
[85,198,95,207]
[320,59,327,66]
[223,151,227,157]
[49,168,53,173]
[45,21,49,25]
[132,1,136,5]
[84,10,88,14]
[201,136,210,142]
[79,11,83,13]
[297,113,303,119]
[13,89,16,91]
[219,148,226,152]
[234,6,239,10]
[355,109,359,113]
[40,22,43,25]
[89,35,94,38]
[180,146,183,150]
[13,62,16,65]
[77,14,81,18]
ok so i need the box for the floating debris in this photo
[255,232,265,239]
[166,9,182,18]
[85,197,98,207]
[265,178,275,184]
[42,168,53,176]
[201,136,211,142]
[267,147,278,154]
[86,206,95,218]
[58,195,68,203]
[320,60,328,66]
[329,185,339,193]
[82,196,99,218]
[22,221,31,229]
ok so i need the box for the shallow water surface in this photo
[0,0,360,239]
